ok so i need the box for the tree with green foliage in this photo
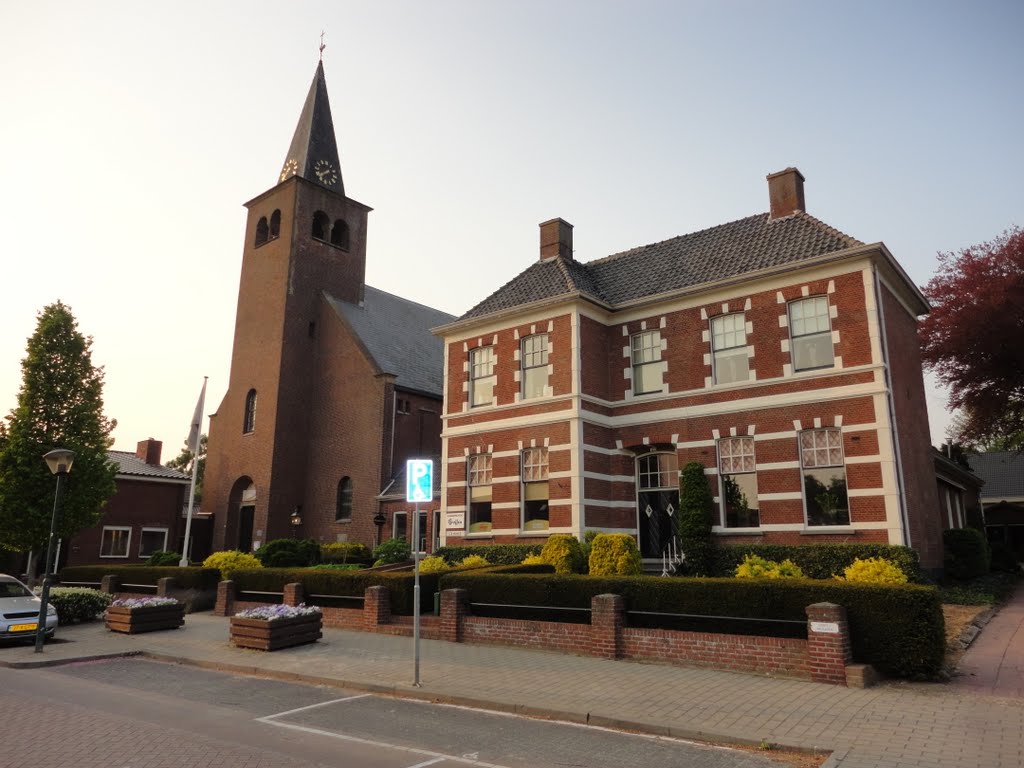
[0,302,117,566]
[166,433,206,502]
[677,461,714,575]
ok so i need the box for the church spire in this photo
[277,60,344,196]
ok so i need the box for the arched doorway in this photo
[228,477,256,553]
[636,450,680,559]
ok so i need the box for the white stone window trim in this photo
[710,312,751,385]
[520,333,551,401]
[138,527,169,559]
[100,526,132,558]
[629,329,666,396]
[787,296,836,373]
[468,345,497,408]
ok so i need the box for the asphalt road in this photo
[0,658,792,767]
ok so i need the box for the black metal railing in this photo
[469,602,592,625]
[626,610,807,639]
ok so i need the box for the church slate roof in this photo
[459,212,864,321]
[328,287,455,397]
[107,451,190,482]
[967,451,1024,499]
[278,61,345,196]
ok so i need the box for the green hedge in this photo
[230,568,439,614]
[434,543,543,565]
[58,565,221,591]
[438,571,944,679]
[943,528,990,580]
[710,543,922,581]
[49,587,112,625]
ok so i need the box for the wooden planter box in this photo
[106,603,185,634]
[229,614,323,651]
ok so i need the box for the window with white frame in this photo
[467,454,493,533]
[631,330,662,394]
[100,526,131,558]
[789,297,834,371]
[711,313,749,384]
[800,428,849,526]
[138,528,169,558]
[521,447,549,531]
[521,334,549,399]
[718,437,759,528]
[469,346,496,407]
[394,511,407,542]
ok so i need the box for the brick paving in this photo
[950,588,1024,698]
[2,597,1023,768]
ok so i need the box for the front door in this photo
[638,490,678,559]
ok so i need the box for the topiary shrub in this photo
[254,538,320,568]
[48,587,112,625]
[373,538,411,565]
[321,542,371,564]
[203,551,263,581]
[144,550,182,566]
[587,533,642,576]
[943,528,990,580]
[539,534,586,574]
[734,554,804,579]
[678,462,714,575]
[839,557,908,585]
[418,556,451,574]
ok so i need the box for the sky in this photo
[1,1,1021,456]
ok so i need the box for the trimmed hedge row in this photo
[230,568,438,614]
[434,544,543,565]
[710,543,922,581]
[437,571,944,679]
[59,565,221,591]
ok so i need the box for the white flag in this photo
[187,378,208,454]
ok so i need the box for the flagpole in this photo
[180,377,207,567]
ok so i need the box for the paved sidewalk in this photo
[3,613,1023,768]
[950,586,1024,697]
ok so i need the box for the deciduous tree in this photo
[919,227,1024,451]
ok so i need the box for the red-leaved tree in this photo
[919,227,1024,450]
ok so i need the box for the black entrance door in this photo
[238,505,255,553]
[638,490,679,559]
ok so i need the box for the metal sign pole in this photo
[413,500,421,687]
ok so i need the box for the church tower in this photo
[204,61,372,552]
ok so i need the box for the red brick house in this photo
[435,169,947,572]
[203,62,452,554]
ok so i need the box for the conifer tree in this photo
[677,461,714,575]
[0,302,117,555]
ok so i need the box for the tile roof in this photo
[967,451,1024,499]
[460,212,863,320]
[328,286,456,397]
[108,451,191,482]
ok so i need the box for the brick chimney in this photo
[136,438,162,466]
[767,167,806,219]
[539,218,573,261]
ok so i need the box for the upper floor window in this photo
[711,313,749,384]
[800,428,849,526]
[255,216,269,247]
[718,437,759,528]
[336,477,353,521]
[243,389,257,434]
[521,334,549,399]
[269,209,281,238]
[469,346,496,407]
[330,219,350,249]
[467,454,493,533]
[312,210,330,241]
[522,447,549,531]
[789,297,834,371]
[631,330,663,394]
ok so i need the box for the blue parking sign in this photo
[406,459,433,503]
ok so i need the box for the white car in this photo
[0,574,58,643]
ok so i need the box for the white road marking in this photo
[405,758,445,768]
[258,693,371,721]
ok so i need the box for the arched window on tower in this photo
[336,477,353,521]
[312,211,329,241]
[243,389,257,434]
[330,219,350,250]
[255,217,269,247]
[269,209,281,239]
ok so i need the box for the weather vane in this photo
[319,30,326,60]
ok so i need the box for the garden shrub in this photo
[48,587,112,625]
[58,565,221,591]
[540,534,586,574]
[943,528,990,580]
[734,554,804,579]
[839,557,907,585]
[678,462,714,575]
[373,538,411,565]
[710,543,922,581]
[254,538,320,568]
[145,551,181,566]
[418,556,451,574]
[309,563,363,571]
[457,555,490,569]
[231,568,439,614]
[203,551,263,581]
[588,534,642,576]
[521,554,547,566]
[435,543,543,565]
[321,542,371,564]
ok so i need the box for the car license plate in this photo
[9,623,37,632]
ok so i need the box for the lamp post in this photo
[35,448,74,653]
[290,505,302,537]
[373,512,386,546]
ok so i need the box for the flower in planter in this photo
[235,604,322,621]
[110,597,182,608]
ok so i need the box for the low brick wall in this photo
[621,627,809,678]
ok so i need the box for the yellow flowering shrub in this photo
[521,554,547,566]
[202,550,262,581]
[839,557,908,585]
[457,555,490,569]
[587,534,642,576]
[417,556,451,574]
[734,554,804,579]
[540,534,586,574]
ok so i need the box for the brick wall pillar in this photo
[156,577,177,598]
[806,602,852,685]
[440,588,468,643]
[99,575,120,594]
[283,582,304,607]
[215,580,235,617]
[363,585,391,629]
[590,593,624,659]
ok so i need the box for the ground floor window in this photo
[718,437,759,528]
[394,512,407,542]
[100,526,131,558]
[800,428,849,526]
[468,454,493,533]
[138,527,168,558]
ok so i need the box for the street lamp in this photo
[35,447,74,653]
[290,505,302,532]
[373,512,386,546]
